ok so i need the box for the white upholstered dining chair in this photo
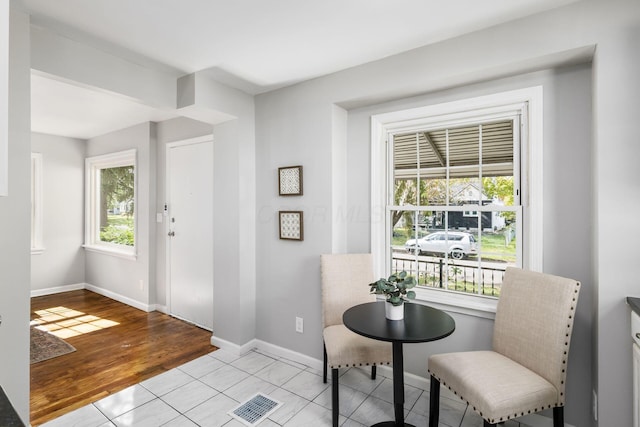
[320,254,392,427]
[428,267,581,427]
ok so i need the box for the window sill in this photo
[412,287,497,319]
[83,244,137,261]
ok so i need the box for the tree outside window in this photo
[85,149,136,257]
[99,166,134,246]
[389,120,521,297]
[372,87,543,313]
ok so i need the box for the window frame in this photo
[84,149,137,259]
[371,87,543,318]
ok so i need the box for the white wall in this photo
[31,133,86,292]
[29,21,258,349]
[254,1,639,425]
[593,18,640,425]
[257,61,594,426]
[29,117,216,309]
[2,1,636,426]
[30,25,179,110]
[0,1,30,421]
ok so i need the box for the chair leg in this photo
[371,364,376,380]
[553,406,564,427]
[428,375,440,427]
[331,368,339,427]
[323,343,328,384]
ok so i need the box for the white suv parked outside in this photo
[405,231,477,260]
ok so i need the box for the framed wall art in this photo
[279,210,303,241]
[278,165,303,196]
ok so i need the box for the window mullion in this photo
[376,86,541,311]
[476,124,483,295]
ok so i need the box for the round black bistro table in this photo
[343,301,455,427]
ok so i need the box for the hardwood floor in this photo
[30,290,217,426]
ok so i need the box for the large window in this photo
[371,87,542,316]
[390,120,521,296]
[84,150,136,258]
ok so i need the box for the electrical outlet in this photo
[295,317,303,333]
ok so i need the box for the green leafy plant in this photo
[369,271,417,306]
[100,224,134,246]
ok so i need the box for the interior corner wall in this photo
[30,133,86,292]
[211,117,258,347]
[84,122,155,308]
[147,125,157,305]
[331,105,348,254]
[0,1,31,421]
[593,22,640,426]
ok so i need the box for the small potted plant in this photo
[369,271,417,320]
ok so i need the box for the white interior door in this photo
[167,137,214,330]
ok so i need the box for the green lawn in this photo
[100,214,134,246]
[392,227,516,262]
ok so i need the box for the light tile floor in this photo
[40,348,534,427]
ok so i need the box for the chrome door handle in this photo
[168,231,175,237]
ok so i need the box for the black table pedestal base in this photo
[343,303,455,427]
[372,422,415,427]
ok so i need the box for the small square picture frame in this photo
[279,211,304,241]
[278,166,303,196]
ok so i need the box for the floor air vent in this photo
[228,393,282,426]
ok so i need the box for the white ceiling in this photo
[30,74,179,139]
[22,0,579,139]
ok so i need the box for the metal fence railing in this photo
[391,255,507,297]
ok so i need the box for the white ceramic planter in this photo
[385,302,404,320]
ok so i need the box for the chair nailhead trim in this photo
[330,362,391,369]
[436,374,561,423]
[431,372,567,424]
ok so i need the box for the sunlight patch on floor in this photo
[31,306,120,338]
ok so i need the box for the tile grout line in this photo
[41,349,529,427]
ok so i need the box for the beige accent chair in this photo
[428,267,581,427]
[321,254,392,427]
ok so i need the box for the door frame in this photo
[165,135,214,326]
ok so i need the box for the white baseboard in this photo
[84,284,153,312]
[210,335,248,356]
[209,337,324,371]
[31,283,153,312]
[377,364,431,391]
[253,340,324,372]
[210,337,263,357]
[517,413,575,427]
[30,283,86,298]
